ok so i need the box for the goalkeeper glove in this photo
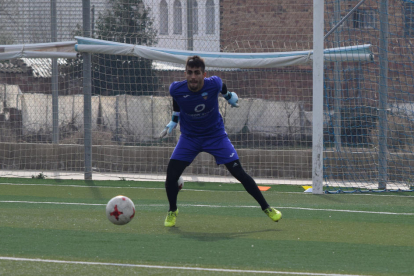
[224,91,239,108]
[159,112,180,138]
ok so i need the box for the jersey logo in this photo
[230,153,235,157]
[183,95,190,98]
[194,104,206,113]
[201,92,208,100]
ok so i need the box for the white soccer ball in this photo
[106,195,135,225]
[178,176,184,190]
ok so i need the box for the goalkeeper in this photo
[160,55,282,227]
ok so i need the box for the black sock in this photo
[225,160,270,210]
[165,159,189,211]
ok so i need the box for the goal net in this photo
[324,0,414,192]
[0,0,412,192]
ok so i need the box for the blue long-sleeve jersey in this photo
[169,76,227,138]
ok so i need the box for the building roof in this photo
[0,61,26,74]
[0,58,67,78]
[21,58,67,78]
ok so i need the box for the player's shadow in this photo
[85,180,104,199]
[168,227,279,242]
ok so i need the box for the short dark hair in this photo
[186,55,205,72]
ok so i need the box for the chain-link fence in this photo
[2,0,411,190]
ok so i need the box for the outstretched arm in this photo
[159,99,180,138]
[221,83,239,108]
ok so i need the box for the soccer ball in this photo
[178,176,184,190]
[106,195,135,225]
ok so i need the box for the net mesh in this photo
[324,0,414,192]
[0,0,412,191]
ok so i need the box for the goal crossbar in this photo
[74,36,373,68]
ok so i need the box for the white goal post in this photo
[312,0,324,194]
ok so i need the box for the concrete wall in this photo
[2,142,413,182]
[0,142,313,179]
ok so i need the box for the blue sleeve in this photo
[210,76,223,94]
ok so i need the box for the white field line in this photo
[0,256,368,276]
[0,182,166,189]
[0,182,226,193]
[1,200,414,216]
[1,183,414,198]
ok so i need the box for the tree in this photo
[65,0,159,96]
[93,0,158,96]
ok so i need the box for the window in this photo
[160,0,168,35]
[352,9,376,29]
[404,2,414,36]
[192,0,198,35]
[187,0,198,35]
[343,65,363,103]
[206,0,215,34]
[173,0,182,35]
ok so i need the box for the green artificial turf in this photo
[0,178,413,276]
[0,177,305,192]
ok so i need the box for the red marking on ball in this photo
[110,205,123,221]
[130,207,136,219]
